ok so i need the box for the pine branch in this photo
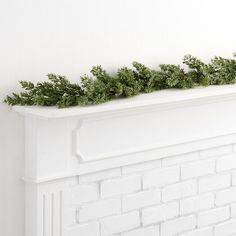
[4,53,236,108]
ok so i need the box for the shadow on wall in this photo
[0,102,25,236]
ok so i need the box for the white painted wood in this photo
[75,99,236,161]
[25,179,72,236]
[13,85,236,119]
[13,85,236,236]
[24,117,70,179]
[15,85,236,182]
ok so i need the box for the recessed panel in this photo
[75,100,236,162]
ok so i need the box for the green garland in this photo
[4,53,236,108]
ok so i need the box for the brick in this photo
[233,171,236,185]
[199,173,230,193]
[161,215,196,236]
[67,222,99,236]
[122,189,160,212]
[71,184,98,204]
[198,206,230,227]
[79,168,121,183]
[79,198,121,222]
[199,145,232,159]
[179,227,213,236]
[101,176,141,198]
[215,187,236,206]
[100,211,140,235]
[216,154,236,172]
[180,193,214,215]
[215,219,236,236]
[231,204,236,217]
[142,202,178,225]
[162,180,197,202]
[65,207,76,226]
[143,166,179,189]
[162,152,199,167]
[122,159,161,174]
[181,159,215,179]
[121,225,159,236]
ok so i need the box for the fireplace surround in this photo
[14,85,236,236]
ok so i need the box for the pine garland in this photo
[4,53,236,108]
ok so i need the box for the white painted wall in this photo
[1,0,236,235]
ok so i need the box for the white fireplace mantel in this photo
[14,85,236,183]
[14,85,236,236]
[14,84,236,119]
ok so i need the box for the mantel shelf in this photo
[12,85,236,119]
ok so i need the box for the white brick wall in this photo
[233,170,236,185]
[67,222,100,236]
[79,198,121,222]
[65,144,236,236]
[181,159,215,179]
[142,202,179,225]
[65,208,77,226]
[215,187,236,206]
[162,180,197,202]
[161,215,196,236]
[100,211,140,235]
[199,173,230,193]
[143,166,179,188]
[198,206,230,227]
[215,219,236,236]
[71,184,98,204]
[216,154,236,172]
[180,193,214,215]
[122,189,161,212]
[101,175,141,198]
[121,225,159,236]
[231,203,236,217]
[179,227,213,236]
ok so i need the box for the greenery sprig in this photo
[4,53,236,108]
